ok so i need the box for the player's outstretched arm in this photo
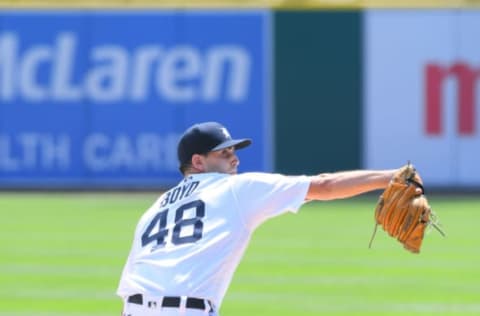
[306,169,397,201]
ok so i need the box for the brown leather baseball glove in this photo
[369,163,445,253]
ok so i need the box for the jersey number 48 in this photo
[141,199,205,248]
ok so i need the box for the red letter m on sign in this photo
[425,62,478,135]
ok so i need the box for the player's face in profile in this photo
[204,146,239,174]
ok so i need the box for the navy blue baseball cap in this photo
[177,122,252,165]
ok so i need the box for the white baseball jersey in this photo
[117,172,310,309]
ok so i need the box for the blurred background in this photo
[1,1,480,316]
[1,0,479,189]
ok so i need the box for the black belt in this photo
[127,294,213,311]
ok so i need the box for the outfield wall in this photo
[276,8,480,188]
[0,5,479,188]
[0,10,272,188]
[363,10,480,187]
[0,0,479,8]
[274,11,362,175]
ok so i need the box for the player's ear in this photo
[191,154,206,172]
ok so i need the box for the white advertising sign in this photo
[364,10,480,187]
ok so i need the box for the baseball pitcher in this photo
[117,121,437,316]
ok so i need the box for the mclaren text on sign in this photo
[0,32,250,104]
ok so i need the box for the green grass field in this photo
[1,193,479,316]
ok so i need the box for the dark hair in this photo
[179,163,191,175]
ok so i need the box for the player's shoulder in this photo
[180,172,280,189]
[231,172,312,188]
[190,172,275,182]
[234,172,276,180]
[230,172,289,185]
[184,172,304,188]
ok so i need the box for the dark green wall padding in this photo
[274,11,362,174]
